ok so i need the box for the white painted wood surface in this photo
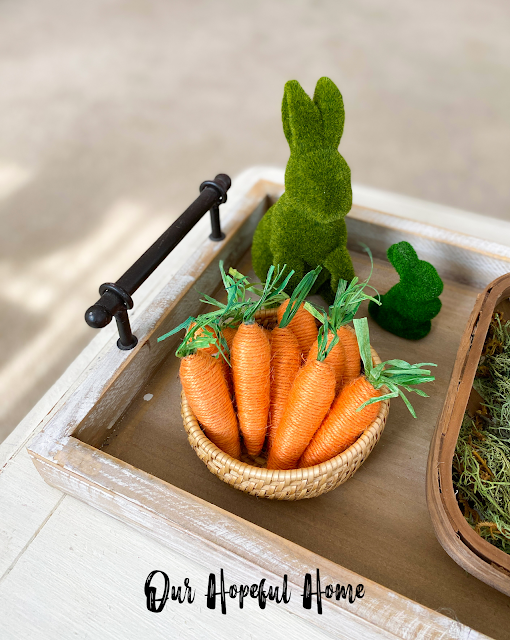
[0,167,499,640]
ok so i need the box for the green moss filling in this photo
[453,313,510,554]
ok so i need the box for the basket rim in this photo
[181,321,390,481]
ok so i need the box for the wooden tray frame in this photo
[427,274,510,596]
[27,169,510,639]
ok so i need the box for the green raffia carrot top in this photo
[353,317,436,417]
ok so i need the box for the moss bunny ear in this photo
[282,80,322,150]
[313,77,345,147]
[387,241,419,276]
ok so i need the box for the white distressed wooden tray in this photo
[28,168,510,640]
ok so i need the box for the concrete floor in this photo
[1,0,509,442]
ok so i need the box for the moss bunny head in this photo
[282,77,352,223]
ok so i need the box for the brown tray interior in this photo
[84,249,510,639]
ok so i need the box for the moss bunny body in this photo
[252,77,354,303]
[369,241,443,340]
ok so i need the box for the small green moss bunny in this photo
[251,77,354,304]
[368,241,443,340]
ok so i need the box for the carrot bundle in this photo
[299,317,436,467]
[267,316,338,470]
[159,256,437,482]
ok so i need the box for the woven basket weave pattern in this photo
[181,311,390,500]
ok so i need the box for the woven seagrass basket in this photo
[181,309,390,500]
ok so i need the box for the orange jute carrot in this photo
[338,325,359,384]
[231,322,271,456]
[299,318,436,468]
[190,261,243,385]
[180,351,241,460]
[222,326,237,351]
[220,326,237,395]
[231,265,295,457]
[267,266,322,451]
[277,299,317,359]
[267,317,338,470]
[157,293,245,459]
[299,376,381,467]
[191,322,231,382]
[306,252,381,389]
[190,260,247,374]
[267,360,336,470]
[198,324,237,353]
[267,328,300,450]
[308,330,346,393]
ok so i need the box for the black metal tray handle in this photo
[85,174,231,350]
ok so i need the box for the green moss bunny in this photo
[251,77,354,304]
[368,241,443,340]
